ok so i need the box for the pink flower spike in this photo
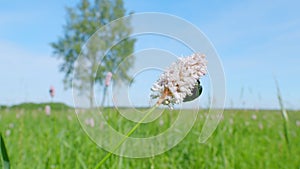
[105,72,113,86]
[45,105,51,116]
[49,86,55,98]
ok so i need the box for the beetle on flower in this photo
[150,53,207,108]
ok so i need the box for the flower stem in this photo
[94,104,159,169]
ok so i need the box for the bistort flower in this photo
[150,53,207,108]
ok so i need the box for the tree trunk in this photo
[89,81,94,109]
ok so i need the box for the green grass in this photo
[0,105,300,169]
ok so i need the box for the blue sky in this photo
[1,0,300,109]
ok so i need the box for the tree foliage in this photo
[51,0,135,107]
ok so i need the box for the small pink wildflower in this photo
[159,119,164,126]
[105,72,113,86]
[258,123,264,130]
[45,105,51,116]
[49,86,55,98]
[5,129,11,136]
[251,114,257,120]
[85,118,95,128]
[296,120,300,127]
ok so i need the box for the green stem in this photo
[274,78,290,151]
[94,104,159,169]
[101,86,108,107]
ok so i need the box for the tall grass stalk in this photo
[0,133,10,169]
[274,78,290,150]
[94,104,159,169]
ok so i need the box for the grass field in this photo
[0,103,300,169]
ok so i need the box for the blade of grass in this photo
[62,141,87,169]
[0,133,10,169]
[274,78,290,150]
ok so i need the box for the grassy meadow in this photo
[0,103,300,169]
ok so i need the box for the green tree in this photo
[51,0,135,108]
